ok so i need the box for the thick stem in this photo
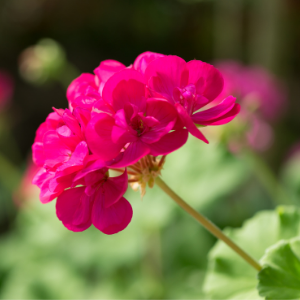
[155,176,262,272]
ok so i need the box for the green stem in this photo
[243,150,292,205]
[155,176,262,272]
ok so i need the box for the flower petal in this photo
[56,125,81,150]
[141,98,177,144]
[148,129,188,156]
[94,59,126,93]
[196,103,240,126]
[73,107,91,132]
[102,69,145,111]
[32,142,45,167]
[56,187,92,232]
[74,159,108,182]
[56,141,89,176]
[43,130,72,168]
[109,141,150,168]
[145,55,187,102]
[191,96,237,124]
[39,172,61,204]
[92,192,132,235]
[133,51,165,75]
[175,103,208,143]
[186,60,224,102]
[85,113,123,161]
[102,170,128,208]
[62,109,82,138]
[67,73,98,103]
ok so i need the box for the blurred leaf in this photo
[258,237,300,299]
[163,137,250,209]
[281,153,300,204]
[203,206,300,299]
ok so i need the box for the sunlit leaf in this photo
[203,206,300,299]
[258,237,300,299]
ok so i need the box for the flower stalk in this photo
[155,176,262,272]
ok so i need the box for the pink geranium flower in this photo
[215,61,286,121]
[214,61,286,152]
[85,69,188,168]
[144,56,240,143]
[32,52,242,235]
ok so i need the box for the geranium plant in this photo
[31,52,300,299]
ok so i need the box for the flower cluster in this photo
[213,61,286,152]
[32,52,240,234]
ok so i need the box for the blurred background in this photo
[0,0,300,298]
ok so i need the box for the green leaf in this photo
[258,237,300,299]
[203,206,300,299]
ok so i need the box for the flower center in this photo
[174,84,197,115]
[127,155,166,198]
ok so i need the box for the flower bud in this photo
[19,38,66,85]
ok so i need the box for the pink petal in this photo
[32,167,51,188]
[56,187,92,232]
[109,141,150,168]
[39,173,61,204]
[92,192,132,235]
[133,51,165,75]
[67,73,98,103]
[46,110,64,128]
[71,95,100,111]
[191,96,236,124]
[112,109,137,144]
[94,59,126,87]
[102,170,128,208]
[112,125,137,145]
[34,122,48,143]
[73,107,91,132]
[186,60,224,102]
[197,103,240,125]
[32,142,45,167]
[43,131,72,168]
[141,98,177,144]
[148,129,188,156]
[91,99,115,118]
[85,113,123,161]
[175,103,208,143]
[49,173,75,194]
[145,55,187,102]
[56,125,81,150]
[103,69,146,112]
[62,109,82,138]
[74,159,107,182]
[56,141,89,176]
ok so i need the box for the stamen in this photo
[128,154,167,197]
[158,155,166,168]
[129,165,142,173]
[128,179,139,183]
